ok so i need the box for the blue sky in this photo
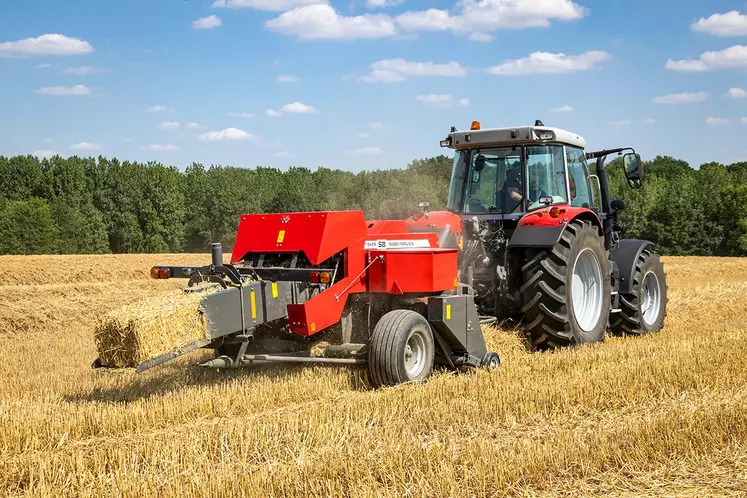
[1,0,747,172]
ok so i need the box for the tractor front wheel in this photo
[521,219,611,349]
[610,248,667,336]
[368,309,435,388]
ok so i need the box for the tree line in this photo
[0,153,745,257]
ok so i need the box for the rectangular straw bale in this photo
[94,287,217,368]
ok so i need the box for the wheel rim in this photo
[404,331,426,377]
[641,271,661,326]
[571,248,603,332]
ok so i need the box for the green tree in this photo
[0,198,57,254]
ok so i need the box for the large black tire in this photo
[610,248,667,335]
[368,309,435,388]
[521,219,611,349]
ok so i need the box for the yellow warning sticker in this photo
[276,230,286,244]
[250,291,257,319]
[446,304,451,320]
[310,322,317,332]
[271,281,278,298]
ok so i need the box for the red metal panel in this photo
[367,249,458,294]
[230,210,368,265]
[366,219,410,235]
[287,278,351,337]
[519,205,602,229]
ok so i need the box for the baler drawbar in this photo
[122,210,500,387]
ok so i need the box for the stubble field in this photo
[0,254,745,497]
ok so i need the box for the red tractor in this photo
[406,120,667,349]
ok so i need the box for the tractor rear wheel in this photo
[521,219,611,349]
[368,309,435,388]
[610,248,667,335]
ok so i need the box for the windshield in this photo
[459,145,568,214]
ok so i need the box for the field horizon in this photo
[1,253,745,497]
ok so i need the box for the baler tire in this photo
[610,249,667,336]
[368,309,435,388]
[521,219,611,350]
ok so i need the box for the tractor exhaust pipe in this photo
[211,242,223,267]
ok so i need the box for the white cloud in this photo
[62,66,110,75]
[395,0,587,37]
[193,15,223,29]
[146,105,170,113]
[368,0,405,7]
[653,92,709,104]
[692,11,747,37]
[370,121,386,129]
[69,142,100,150]
[157,121,181,130]
[644,118,656,124]
[664,59,708,72]
[705,117,730,126]
[666,45,747,72]
[32,150,57,158]
[276,74,299,83]
[468,32,494,42]
[0,34,94,57]
[360,58,466,82]
[281,101,318,113]
[212,0,323,10]
[416,94,453,107]
[346,146,383,156]
[185,122,201,129]
[265,4,397,40]
[35,85,91,96]
[199,127,254,141]
[727,87,747,99]
[357,132,372,138]
[266,109,282,117]
[413,94,471,109]
[607,120,632,126]
[487,50,611,75]
[141,144,179,152]
[229,112,255,118]
[741,117,747,124]
[36,63,53,69]
[549,105,574,112]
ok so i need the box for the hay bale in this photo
[94,287,217,368]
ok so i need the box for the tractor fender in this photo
[507,224,566,248]
[507,206,603,249]
[609,239,653,294]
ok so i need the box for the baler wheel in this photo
[610,248,668,336]
[521,219,611,350]
[482,352,501,370]
[368,309,435,388]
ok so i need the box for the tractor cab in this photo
[442,120,599,220]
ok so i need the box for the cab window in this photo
[566,146,594,209]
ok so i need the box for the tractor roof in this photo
[442,124,586,151]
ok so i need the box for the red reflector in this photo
[158,268,170,279]
[309,271,320,283]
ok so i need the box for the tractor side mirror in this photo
[611,199,627,211]
[623,152,643,189]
